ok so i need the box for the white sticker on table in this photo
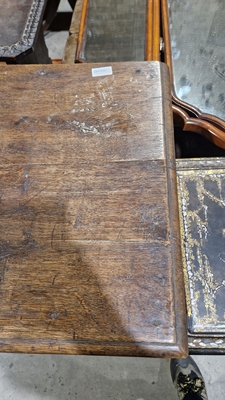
[92,66,113,77]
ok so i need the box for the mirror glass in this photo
[83,0,146,62]
[168,0,225,122]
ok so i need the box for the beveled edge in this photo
[0,339,188,357]
[0,0,46,60]
[176,157,225,170]
[159,61,188,358]
[189,336,225,354]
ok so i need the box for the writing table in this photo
[0,61,187,357]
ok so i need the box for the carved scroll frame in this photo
[0,0,47,61]
[161,0,225,149]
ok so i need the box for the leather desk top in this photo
[0,61,187,357]
[0,0,47,62]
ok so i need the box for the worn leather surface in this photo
[0,0,49,63]
[177,158,225,334]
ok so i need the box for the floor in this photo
[1,1,225,399]
[0,353,224,400]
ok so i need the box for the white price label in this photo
[92,66,113,77]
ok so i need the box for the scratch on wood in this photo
[22,185,49,207]
[51,225,56,250]
[0,191,4,203]
[0,265,8,282]
[74,292,99,325]
[74,292,89,314]
[46,321,52,330]
[116,218,126,240]
[52,272,59,285]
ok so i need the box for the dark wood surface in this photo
[0,61,187,357]
[0,0,50,63]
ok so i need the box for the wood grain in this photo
[0,62,187,357]
[146,0,160,61]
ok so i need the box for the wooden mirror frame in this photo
[161,0,225,149]
[75,0,160,63]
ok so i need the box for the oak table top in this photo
[0,61,187,357]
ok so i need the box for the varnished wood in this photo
[145,0,160,61]
[0,62,187,357]
[152,0,160,61]
[173,105,225,150]
[161,0,225,145]
[75,0,88,62]
[145,0,153,60]
[51,59,62,64]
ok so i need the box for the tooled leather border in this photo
[0,0,46,59]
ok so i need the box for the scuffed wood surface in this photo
[0,62,187,357]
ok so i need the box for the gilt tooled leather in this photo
[177,159,225,334]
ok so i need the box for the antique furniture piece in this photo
[0,61,187,357]
[161,0,225,354]
[64,0,225,357]
[63,0,160,63]
[176,157,225,354]
[161,0,225,148]
[66,0,225,149]
[0,0,50,64]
